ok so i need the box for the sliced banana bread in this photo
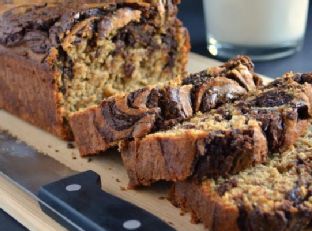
[0,1,189,139]
[121,113,267,187]
[120,74,312,187]
[69,56,262,155]
[170,125,312,231]
[231,73,312,153]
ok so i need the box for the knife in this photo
[0,130,175,231]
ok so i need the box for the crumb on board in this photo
[120,186,126,191]
[55,149,59,152]
[116,178,121,183]
[158,196,167,200]
[67,142,75,149]
[87,158,92,162]
[71,152,77,160]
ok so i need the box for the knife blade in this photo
[0,130,175,231]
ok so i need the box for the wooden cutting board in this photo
[0,52,272,231]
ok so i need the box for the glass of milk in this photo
[203,0,309,61]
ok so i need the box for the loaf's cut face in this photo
[0,1,189,139]
[171,125,312,231]
[52,2,189,115]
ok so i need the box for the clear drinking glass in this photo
[203,0,310,61]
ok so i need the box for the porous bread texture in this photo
[170,125,312,231]
[214,127,312,209]
[155,113,259,136]
[210,126,312,228]
[52,3,189,118]
[0,1,189,140]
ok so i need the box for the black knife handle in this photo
[38,171,175,231]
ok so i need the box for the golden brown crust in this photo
[0,45,72,139]
[282,117,309,153]
[175,22,190,76]
[170,180,240,231]
[121,131,203,187]
[69,106,110,155]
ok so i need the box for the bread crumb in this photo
[67,142,75,149]
[71,152,77,160]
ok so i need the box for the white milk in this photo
[203,0,309,46]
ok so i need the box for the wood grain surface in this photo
[0,173,67,231]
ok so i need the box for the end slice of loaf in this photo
[120,74,312,187]
[170,125,312,231]
[69,56,261,155]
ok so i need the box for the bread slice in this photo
[121,113,267,187]
[0,1,189,139]
[69,56,262,155]
[120,74,312,187]
[233,74,312,153]
[170,125,312,231]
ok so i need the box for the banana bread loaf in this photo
[120,74,312,187]
[69,56,262,155]
[170,125,312,231]
[0,1,189,140]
